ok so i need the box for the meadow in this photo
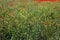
[0,0,60,40]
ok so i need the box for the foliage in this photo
[0,0,60,40]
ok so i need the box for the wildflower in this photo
[57,0,60,1]
[33,0,56,2]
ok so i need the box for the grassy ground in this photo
[0,0,60,40]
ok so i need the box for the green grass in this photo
[0,0,60,40]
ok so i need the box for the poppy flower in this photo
[33,0,56,2]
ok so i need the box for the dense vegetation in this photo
[0,0,60,40]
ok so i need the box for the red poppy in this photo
[33,0,56,2]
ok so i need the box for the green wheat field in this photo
[0,0,60,40]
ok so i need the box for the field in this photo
[0,0,60,40]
